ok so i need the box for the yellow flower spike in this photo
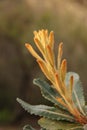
[34,30,46,49]
[25,43,42,60]
[48,31,54,49]
[34,30,43,43]
[33,30,37,36]
[40,30,47,47]
[45,30,49,44]
[60,59,67,82]
[34,38,44,55]
[33,31,40,41]
[57,97,67,108]
[46,44,55,66]
[45,29,48,38]
[37,59,54,83]
[54,72,65,95]
[42,29,46,37]
[57,42,63,70]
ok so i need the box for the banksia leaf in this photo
[17,98,75,122]
[23,125,36,130]
[38,118,83,130]
[65,72,85,114]
[33,78,66,110]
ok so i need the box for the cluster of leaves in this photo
[17,29,87,130]
[17,72,87,130]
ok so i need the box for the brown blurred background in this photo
[0,0,87,129]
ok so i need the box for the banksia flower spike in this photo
[17,29,87,130]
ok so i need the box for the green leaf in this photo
[23,125,36,130]
[38,118,83,130]
[65,72,85,115]
[17,98,75,122]
[33,78,66,110]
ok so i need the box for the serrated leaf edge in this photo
[17,98,75,122]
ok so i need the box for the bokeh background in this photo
[0,0,87,129]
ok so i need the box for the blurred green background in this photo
[0,0,87,129]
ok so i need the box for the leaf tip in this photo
[16,98,22,105]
